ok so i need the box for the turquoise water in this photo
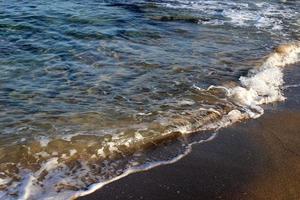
[0,0,299,199]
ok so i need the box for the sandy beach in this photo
[79,68,300,200]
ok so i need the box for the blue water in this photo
[0,0,299,199]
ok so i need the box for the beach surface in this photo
[79,68,300,200]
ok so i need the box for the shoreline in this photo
[79,109,300,200]
[1,1,300,199]
[78,66,300,200]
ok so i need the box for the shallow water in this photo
[0,0,299,199]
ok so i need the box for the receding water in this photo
[0,0,299,199]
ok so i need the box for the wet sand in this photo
[79,68,300,200]
[78,109,300,200]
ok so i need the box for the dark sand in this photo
[79,68,300,200]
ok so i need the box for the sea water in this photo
[0,0,299,199]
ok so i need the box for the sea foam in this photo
[229,42,300,115]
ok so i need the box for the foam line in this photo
[72,132,219,199]
[71,42,300,200]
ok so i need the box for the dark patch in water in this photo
[107,3,145,14]
[151,15,210,23]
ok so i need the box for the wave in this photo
[73,41,300,200]
[159,0,298,34]
[0,42,299,200]
[74,41,300,199]
[218,42,300,116]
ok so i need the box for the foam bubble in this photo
[69,149,77,157]
[0,178,11,185]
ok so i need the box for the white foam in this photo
[228,42,300,115]
[283,84,300,89]
[69,149,77,157]
[177,99,195,106]
[71,131,220,200]
[137,112,152,116]
[160,0,296,32]
[97,147,106,157]
[35,151,50,158]
[135,132,144,140]
[18,174,35,200]
[36,157,59,176]
[0,178,11,185]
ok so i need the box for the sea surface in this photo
[0,0,299,199]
